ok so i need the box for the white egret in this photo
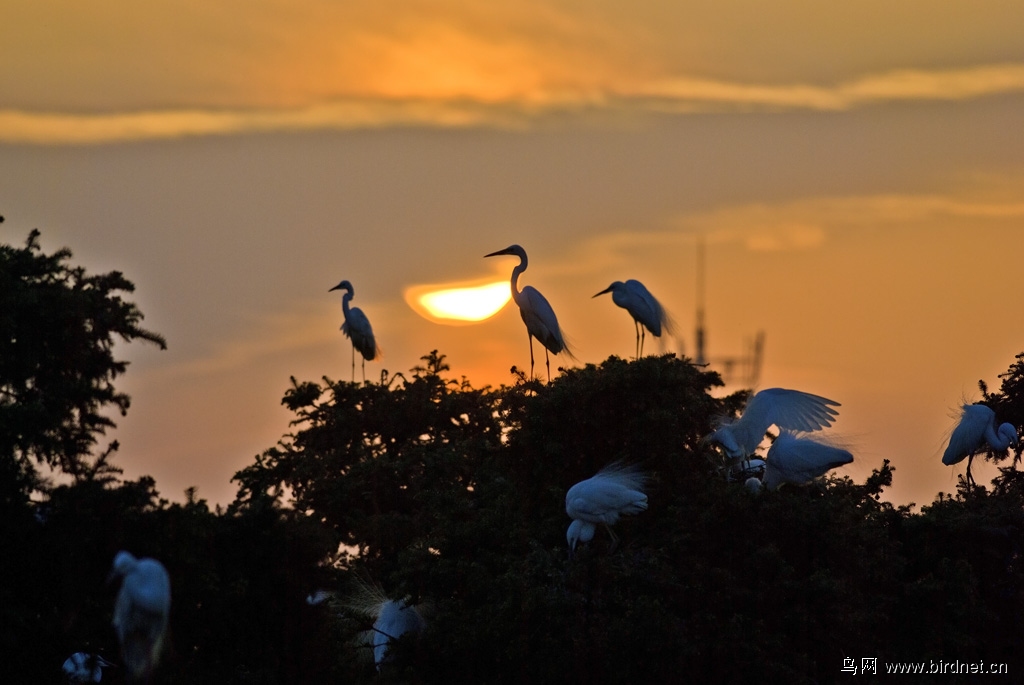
[744,476,764,495]
[109,551,171,683]
[62,652,114,683]
[942,403,1018,486]
[372,599,426,671]
[306,589,334,606]
[762,432,853,489]
[484,244,574,382]
[710,388,841,461]
[329,279,381,383]
[593,279,674,359]
[565,463,648,555]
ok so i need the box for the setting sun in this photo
[406,281,511,324]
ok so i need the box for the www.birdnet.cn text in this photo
[840,657,1009,676]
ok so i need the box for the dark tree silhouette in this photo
[0,228,166,485]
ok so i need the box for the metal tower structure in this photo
[693,236,764,388]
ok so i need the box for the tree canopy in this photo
[0,228,166,486]
[5,226,1024,682]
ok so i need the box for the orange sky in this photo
[2,1,1024,507]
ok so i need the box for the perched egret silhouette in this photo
[62,652,114,683]
[710,388,841,461]
[593,279,674,359]
[372,599,426,671]
[485,244,573,382]
[329,279,381,383]
[762,431,853,489]
[109,551,171,683]
[942,403,1019,486]
[565,463,648,556]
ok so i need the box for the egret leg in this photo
[361,357,366,384]
[351,344,356,383]
[605,524,620,553]
[545,348,552,384]
[640,325,646,358]
[528,333,536,380]
[966,454,976,488]
[634,320,641,360]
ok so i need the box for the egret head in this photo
[484,244,526,260]
[708,426,743,459]
[566,519,596,556]
[109,550,138,582]
[329,279,354,294]
[592,282,624,298]
[999,422,1019,448]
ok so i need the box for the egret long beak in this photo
[484,248,512,258]
[593,285,613,298]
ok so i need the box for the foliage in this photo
[6,231,1024,685]
[0,228,166,484]
[233,352,1024,683]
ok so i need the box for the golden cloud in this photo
[3,64,1024,144]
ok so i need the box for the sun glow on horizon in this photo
[405,281,511,324]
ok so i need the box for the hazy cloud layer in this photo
[4,64,1024,144]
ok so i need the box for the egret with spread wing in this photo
[485,244,573,382]
[593,279,674,359]
[566,463,648,556]
[710,388,841,461]
[109,551,171,683]
[942,403,1018,486]
[762,432,853,490]
[330,279,381,382]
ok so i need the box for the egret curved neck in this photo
[509,255,527,305]
[339,287,354,314]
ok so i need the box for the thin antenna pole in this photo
[695,235,706,366]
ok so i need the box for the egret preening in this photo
[762,431,854,489]
[593,279,674,359]
[942,403,1019,486]
[565,463,648,556]
[372,599,426,671]
[62,652,114,683]
[485,244,573,382]
[109,551,171,683]
[710,388,841,461]
[329,279,381,383]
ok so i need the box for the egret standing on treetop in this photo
[485,244,573,382]
[566,463,648,556]
[942,403,1019,486]
[593,279,674,359]
[109,551,171,683]
[762,431,854,489]
[330,279,380,383]
[709,388,841,462]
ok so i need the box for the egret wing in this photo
[942,404,993,465]
[758,388,841,432]
[765,432,852,488]
[621,280,662,335]
[519,285,569,355]
[566,477,647,523]
[343,306,380,360]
